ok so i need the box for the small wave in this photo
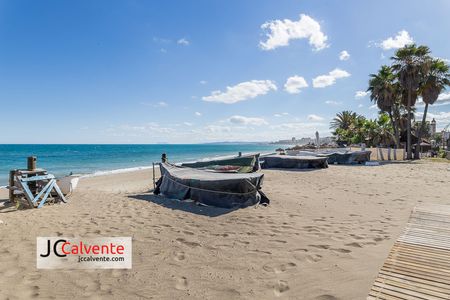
[80,165,156,179]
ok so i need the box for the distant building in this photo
[271,136,333,145]
[431,118,436,136]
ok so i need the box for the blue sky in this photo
[1,0,449,143]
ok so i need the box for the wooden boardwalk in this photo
[368,204,450,300]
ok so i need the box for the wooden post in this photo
[393,147,397,160]
[238,152,242,157]
[161,153,167,163]
[403,144,407,160]
[152,162,156,190]
[387,147,391,161]
[27,156,37,171]
[8,170,16,203]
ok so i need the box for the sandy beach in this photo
[0,160,449,299]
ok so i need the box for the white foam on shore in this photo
[0,186,6,189]
[80,165,156,179]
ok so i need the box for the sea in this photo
[0,143,281,186]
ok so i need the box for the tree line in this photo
[331,44,449,159]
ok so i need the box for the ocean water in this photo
[0,144,280,186]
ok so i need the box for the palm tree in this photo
[368,66,400,147]
[392,44,431,159]
[330,111,360,145]
[330,110,357,130]
[414,58,450,158]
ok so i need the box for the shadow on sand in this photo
[0,198,18,214]
[128,192,239,217]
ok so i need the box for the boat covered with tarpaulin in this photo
[154,163,269,208]
[181,153,260,173]
[316,150,371,164]
[285,149,371,165]
[261,155,328,169]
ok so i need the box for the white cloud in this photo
[195,112,202,116]
[438,92,450,102]
[259,14,328,51]
[177,38,190,46]
[416,111,450,127]
[355,90,370,99]
[339,50,350,61]
[379,30,413,50]
[307,114,324,121]
[228,115,268,126]
[183,122,193,126]
[358,104,364,108]
[199,80,207,85]
[284,75,308,94]
[369,104,378,109]
[417,92,450,107]
[312,68,350,88]
[325,100,342,106]
[110,122,174,136]
[270,122,327,132]
[202,80,277,104]
[274,112,289,117]
[141,101,168,108]
[204,125,231,133]
[153,37,171,44]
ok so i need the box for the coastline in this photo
[0,144,281,186]
[0,151,276,190]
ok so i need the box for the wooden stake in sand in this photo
[8,170,16,204]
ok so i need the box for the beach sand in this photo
[0,160,449,299]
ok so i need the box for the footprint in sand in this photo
[274,280,289,297]
[176,238,201,248]
[345,242,363,248]
[175,277,188,290]
[315,295,339,300]
[331,248,352,254]
[269,239,288,244]
[306,254,323,263]
[263,262,296,274]
[174,251,185,261]
[309,244,330,250]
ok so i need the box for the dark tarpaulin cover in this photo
[317,151,371,164]
[261,155,328,169]
[181,153,260,173]
[154,163,269,208]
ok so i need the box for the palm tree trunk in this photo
[406,89,412,159]
[388,110,399,148]
[414,103,429,159]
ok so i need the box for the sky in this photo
[0,0,449,144]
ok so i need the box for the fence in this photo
[350,147,406,161]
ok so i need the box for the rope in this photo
[160,174,260,196]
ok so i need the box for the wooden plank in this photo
[52,182,67,203]
[37,180,55,208]
[20,174,55,182]
[368,204,450,299]
[375,277,450,299]
[17,179,35,208]
[32,180,54,204]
